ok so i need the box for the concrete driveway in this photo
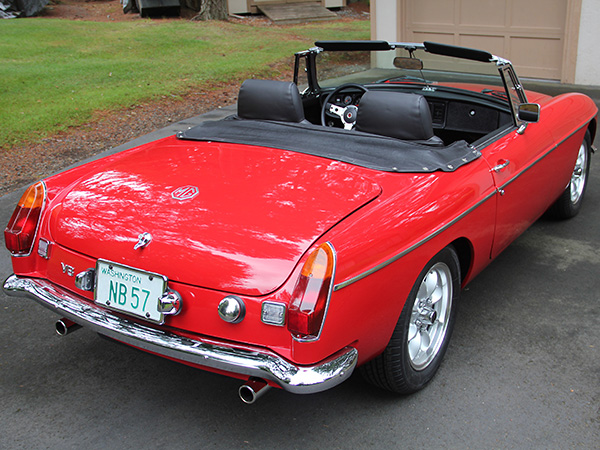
[1,95,598,449]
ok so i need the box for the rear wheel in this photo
[549,130,592,219]
[360,246,460,394]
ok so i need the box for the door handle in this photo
[492,159,510,173]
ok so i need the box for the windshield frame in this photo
[294,40,529,127]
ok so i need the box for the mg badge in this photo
[172,185,199,201]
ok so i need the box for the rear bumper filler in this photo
[3,274,358,394]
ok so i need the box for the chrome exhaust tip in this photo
[55,318,81,336]
[239,378,271,404]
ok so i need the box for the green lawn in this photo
[0,18,369,149]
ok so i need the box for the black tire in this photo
[360,246,461,394]
[548,130,592,219]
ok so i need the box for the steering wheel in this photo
[320,83,368,130]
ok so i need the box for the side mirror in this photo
[517,103,540,123]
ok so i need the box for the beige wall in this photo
[575,0,600,85]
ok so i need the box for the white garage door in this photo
[403,0,571,80]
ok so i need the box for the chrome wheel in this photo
[408,262,452,371]
[570,141,588,204]
[549,131,591,219]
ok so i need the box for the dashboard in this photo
[321,87,513,141]
[427,99,512,134]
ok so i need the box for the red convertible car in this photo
[4,41,597,403]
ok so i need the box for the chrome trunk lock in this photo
[75,268,96,292]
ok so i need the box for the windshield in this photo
[316,48,505,93]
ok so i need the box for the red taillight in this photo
[4,181,46,256]
[287,242,336,340]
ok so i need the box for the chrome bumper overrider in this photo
[3,274,358,394]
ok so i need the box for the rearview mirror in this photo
[517,103,540,123]
[393,57,423,70]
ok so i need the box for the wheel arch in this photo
[448,237,473,285]
[587,118,597,145]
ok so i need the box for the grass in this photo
[0,18,369,149]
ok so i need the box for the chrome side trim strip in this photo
[334,189,497,290]
[3,274,358,394]
[497,122,591,192]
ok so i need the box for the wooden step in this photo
[257,2,338,23]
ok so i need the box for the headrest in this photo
[237,79,305,123]
[355,91,437,141]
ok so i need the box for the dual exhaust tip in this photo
[55,318,272,403]
[238,378,271,404]
[55,318,81,336]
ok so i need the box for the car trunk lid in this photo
[49,140,381,295]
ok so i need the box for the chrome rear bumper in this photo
[3,274,357,394]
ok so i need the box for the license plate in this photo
[95,260,167,324]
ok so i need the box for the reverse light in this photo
[4,181,46,256]
[287,242,336,341]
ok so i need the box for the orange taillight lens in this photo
[4,181,46,256]
[287,242,336,340]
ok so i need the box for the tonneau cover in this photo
[177,118,481,173]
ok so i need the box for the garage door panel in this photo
[409,0,455,25]
[459,0,507,27]
[509,37,563,79]
[459,34,505,56]
[510,0,567,29]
